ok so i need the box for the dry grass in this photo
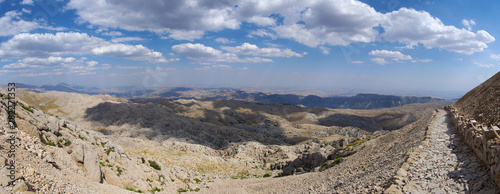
[122,145,261,177]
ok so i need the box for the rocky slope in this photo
[0,88,443,193]
[0,88,196,193]
[453,71,500,126]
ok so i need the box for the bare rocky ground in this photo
[200,109,436,193]
[3,88,480,193]
[398,110,498,193]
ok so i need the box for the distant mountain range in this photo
[13,83,452,109]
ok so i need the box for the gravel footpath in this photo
[402,110,498,193]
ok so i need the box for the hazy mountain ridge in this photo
[15,83,452,110]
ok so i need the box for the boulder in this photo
[71,139,85,163]
[15,119,39,137]
[103,167,123,187]
[84,146,103,183]
[52,148,80,172]
[70,139,103,183]
[13,180,30,192]
[47,116,60,133]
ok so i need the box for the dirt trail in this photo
[402,110,498,193]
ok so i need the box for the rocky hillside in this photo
[453,71,500,126]
[0,88,444,193]
[0,88,202,193]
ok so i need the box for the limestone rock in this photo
[13,180,30,192]
[47,116,60,133]
[71,139,85,163]
[103,167,123,187]
[84,146,103,183]
[52,148,80,172]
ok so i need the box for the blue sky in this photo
[0,0,499,98]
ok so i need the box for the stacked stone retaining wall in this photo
[444,105,500,186]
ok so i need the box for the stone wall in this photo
[444,105,500,186]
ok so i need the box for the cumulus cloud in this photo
[66,0,240,40]
[111,37,144,43]
[247,29,277,39]
[102,31,123,36]
[214,37,235,44]
[172,43,272,63]
[221,43,304,57]
[319,46,330,55]
[0,32,169,62]
[92,44,167,62]
[2,56,111,76]
[60,0,496,54]
[371,58,389,65]
[382,8,494,54]
[21,0,34,5]
[0,11,40,36]
[369,50,412,61]
[462,19,475,31]
[0,32,106,57]
[3,57,76,69]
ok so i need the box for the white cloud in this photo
[0,11,40,36]
[410,59,432,63]
[92,44,167,63]
[214,37,234,44]
[67,0,240,40]
[194,64,232,71]
[221,43,304,57]
[21,8,31,14]
[369,50,412,60]
[167,30,205,41]
[21,0,34,5]
[245,16,275,26]
[102,64,111,69]
[66,0,494,54]
[18,72,64,77]
[111,37,144,43]
[371,58,389,65]
[3,56,76,69]
[172,43,272,63]
[271,0,383,47]
[102,31,123,36]
[0,32,106,57]
[490,54,500,60]
[382,8,494,54]
[2,56,111,76]
[351,61,364,64]
[247,29,277,39]
[473,61,494,68]
[462,19,475,30]
[319,46,330,55]
[0,32,169,62]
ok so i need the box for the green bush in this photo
[148,160,161,170]
[42,139,56,146]
[125,187,143,193]
[116,166,123,176]
[19,103,33,113]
